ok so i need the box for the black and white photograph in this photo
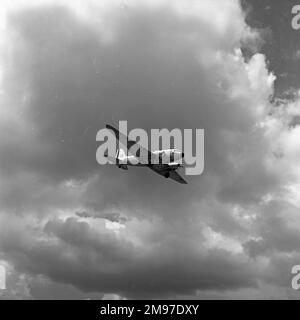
[1,0,300,307]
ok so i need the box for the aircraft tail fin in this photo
[106,123,157,161]
[106,124,136,150]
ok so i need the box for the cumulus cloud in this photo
[75,211,128,225]
[0,0,300,299]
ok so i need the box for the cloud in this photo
[0,0,299,299]
[0,215,260,298]
[75,210,128,224]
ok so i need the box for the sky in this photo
[1,0,300,299]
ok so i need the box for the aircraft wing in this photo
[150,164,187,184]
[168,170,187,184]
[106,124,157,162]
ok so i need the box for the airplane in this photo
[104,124,187,184]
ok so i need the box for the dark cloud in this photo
[75,211,128,223]
[0,0,299,299]
[244,200,300,258]
[0,216,259,298]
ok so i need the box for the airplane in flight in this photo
[104,124,187,184]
